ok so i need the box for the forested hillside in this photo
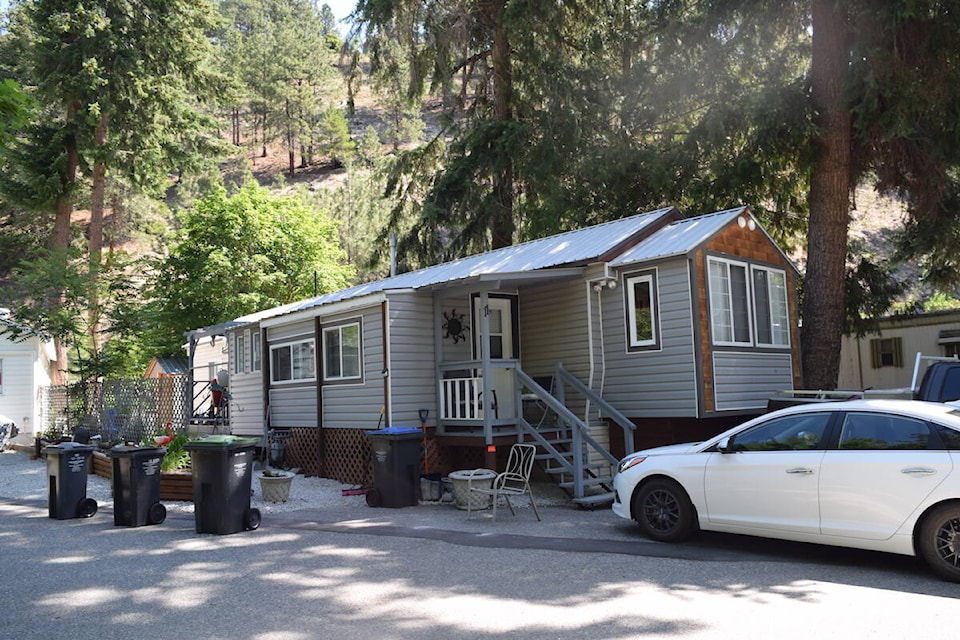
[1,0,960,389]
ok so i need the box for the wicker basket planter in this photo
[259,471,294,503]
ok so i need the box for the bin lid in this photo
[108,445,166,457]
[364,426,422,436]
[184,435,259,450]
[43,441,94,453]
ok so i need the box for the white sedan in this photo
[612,399,960,581]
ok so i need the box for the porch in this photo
[435,360,636,506]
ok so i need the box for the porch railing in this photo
[440,374,484,420]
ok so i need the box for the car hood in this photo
[623,442,702,460]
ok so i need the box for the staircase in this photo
[515,365,636,507]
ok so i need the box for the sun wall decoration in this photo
[442,308,470,343]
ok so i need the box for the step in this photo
[573,492,615,508]
[559,476,613,489]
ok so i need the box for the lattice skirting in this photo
[287,427,453,486]
[283,427,322,477]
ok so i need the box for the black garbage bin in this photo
[44,442,98,520]
[365,426,422,508]
[184,436,261,534]
[109,446,167,527]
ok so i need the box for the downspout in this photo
[478,291,492,445]
[382,299,392,426]
[585,281,596,422]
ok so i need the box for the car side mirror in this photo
[717,436,734,453]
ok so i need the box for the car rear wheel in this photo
[918,503,960,582]
[632,478,696,543]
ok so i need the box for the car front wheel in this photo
[918,503,960,582]
[632,478,696,543]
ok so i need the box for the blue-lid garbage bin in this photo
[44,442,98,519]
[108,445,167,527]
[184,436,260,534]
[365,426,422,508]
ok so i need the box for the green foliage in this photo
[159,431,191,472]
[318,107,355,167]
[147,183,354,354]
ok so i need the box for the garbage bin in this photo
[44,442,98,520]
[108,445,167,527]
[365,426,422,508]
[184,436,261,534]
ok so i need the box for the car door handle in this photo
[901,468,937,475]
[786,467,814,475]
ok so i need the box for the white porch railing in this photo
[440,374,484,420]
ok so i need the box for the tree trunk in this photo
[489,0,514,250]
[48,107,80,387]
[87,115,109,362]
[801,0,852,389]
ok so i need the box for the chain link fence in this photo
[39,377,190,445]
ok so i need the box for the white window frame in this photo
[708,256,790,349]
[752,265,790,347]
[270,339,316,384]
[250,330,261,373]
[624,270,660,350]
[234,332,246,375]
[323,321,362,382]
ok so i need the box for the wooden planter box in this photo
[91,450,194,502]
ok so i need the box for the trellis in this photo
[39,377,190,445]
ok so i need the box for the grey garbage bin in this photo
[109,445,167,527]
[365,426,422,508]
[184,436,261,534]
[44,442,98,519]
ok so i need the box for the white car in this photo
[612,399,960,581]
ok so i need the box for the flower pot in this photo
[259,473,293,503]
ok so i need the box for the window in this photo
[270,339,316,383]
[870,337,903,368]
[729,413,832,451]
[234,333,245,375]
[707,257,790,348]
[838,412,930,450]
[250,331,261,373]
[625,271,659,350]
[323,321,361,382]
[753,267,790,347]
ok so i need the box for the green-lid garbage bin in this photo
[365,426,422,508]
[184,436,260,534]
[44,442,98,520]
[108,446,167,527]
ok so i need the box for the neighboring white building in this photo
[838,309,960,390]
[0,310,57,439]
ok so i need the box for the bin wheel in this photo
[365,488,382,508]
[78,498,98,518]
[148,502,167,525]
[245,508,261,531]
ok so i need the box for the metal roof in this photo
[251,206,679,322]
[610,207,749,266]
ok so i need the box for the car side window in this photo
[838,412,931,450]
[730,413,832,451]
[934,424,960,450]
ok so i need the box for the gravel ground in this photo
[0,446,570,517]
[0,447,379,516]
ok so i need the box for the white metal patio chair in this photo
[467,443,541,521]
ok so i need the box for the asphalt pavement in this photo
[2,451,960,639]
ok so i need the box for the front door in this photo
[474,295,517,419]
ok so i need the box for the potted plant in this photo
[259,468,294,503]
